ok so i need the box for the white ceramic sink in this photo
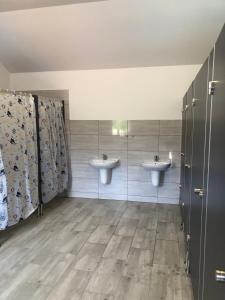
[90,159,119,170]
[142,161,171,171]
[141,161,171,187]
[89,158,120,184]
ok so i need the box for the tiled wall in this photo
[66,120,181,204]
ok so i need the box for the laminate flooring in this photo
[0,198,193,300]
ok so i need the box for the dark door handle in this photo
[194,188,204,197]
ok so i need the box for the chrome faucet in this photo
[102,154,108,160]
[154,155,159,162]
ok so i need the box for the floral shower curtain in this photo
[38,97,68,204]
[0,93,39,230]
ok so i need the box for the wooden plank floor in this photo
[0,198,193,300]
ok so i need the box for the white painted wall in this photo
[0,62,10,89]
[10,65,201,120]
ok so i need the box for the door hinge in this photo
[187,234,191,242]
[209,81,216,95]
[215,270,225,282]
[192,98,199,106]
[184,104,189,111]
[194,188,204,197]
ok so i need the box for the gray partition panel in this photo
[189,57,209,300]
[202,24,225,300]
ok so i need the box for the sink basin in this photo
[89,158,120,184]
[141,161,171,187]
[141,161,171,171]
[90,159,119,170]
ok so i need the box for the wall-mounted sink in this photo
[141,161,171,187]
[89,158,120,184]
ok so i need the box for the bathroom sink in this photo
[89,158,120,184]
[141,160,171,187]
[89,158,119,169]
[141,161,171,171]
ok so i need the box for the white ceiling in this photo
[0,0,104,12]
[0,0,224,73]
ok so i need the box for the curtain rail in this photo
[0,88,32,96]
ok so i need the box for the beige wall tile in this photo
[71,178,98,193]
[128,136,158,152]
[127,195,157,203]
[128,181,157,197]
[128,151,157,166]
[158,182,180,199]
[99,135,127,151]
[71,163,98,179]
[99,194,127,201]
[128,120,159,136]
[128,165,150,181]
[157,197,179,205]
[67,191,98,199]
[159,136,181,152]
[162,167,180,183]
[70,121,98,135]
[70,135,98,150]
[160,120,182,135]
[99,179,127,196]
[99,120,128,136]
[70,149,99,164]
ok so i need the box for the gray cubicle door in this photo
[189,57,209,300]
[183,84,193,237]
[202,24,225,300]
[180,94,187,222]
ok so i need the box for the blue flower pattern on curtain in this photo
[0,93,39,229]
[38,97,68,204]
